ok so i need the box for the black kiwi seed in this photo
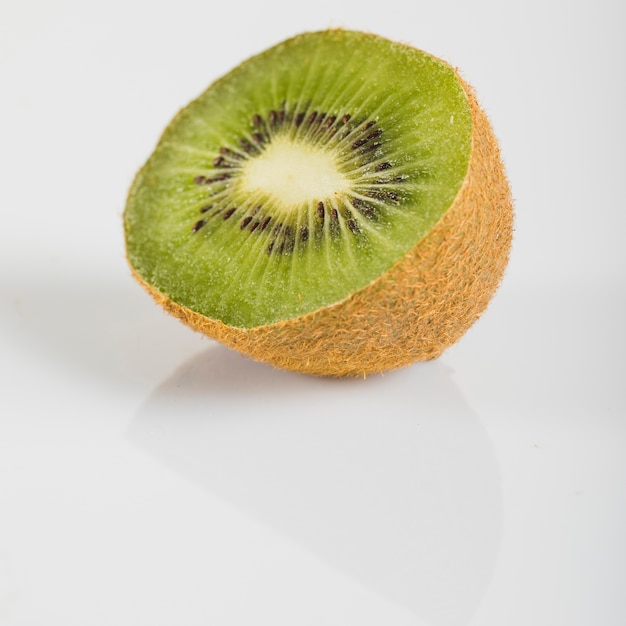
[348,219,359,234]
[223,207,236,220]
[200,205,212,213]
[192,219,206,233]
[350,198,376,220]
[253,114,262,127]
[351,137,368,150]
[300,226,309,242]
[260,216,271,231]
[239,139,257,154]
[204,173,231,183]
[375,162,392,171]
[240,216,253,229]
[295,112,305,126]
[317,201,325,219]
[194,175,207,184]
[212,158,235,169]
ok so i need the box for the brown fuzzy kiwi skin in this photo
[128,69,513,378]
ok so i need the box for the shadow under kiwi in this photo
[1,269,207,393]
[128,346,502,626]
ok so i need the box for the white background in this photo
[1,1,625,625]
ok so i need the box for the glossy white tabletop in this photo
[1,1,624,625]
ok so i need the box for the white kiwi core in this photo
[239,136,352,211]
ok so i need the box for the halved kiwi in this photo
[124,30,513,377]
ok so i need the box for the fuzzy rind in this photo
[130,76,513,378]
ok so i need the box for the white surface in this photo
[1,1,625,625]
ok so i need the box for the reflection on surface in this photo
[129,346,501,625]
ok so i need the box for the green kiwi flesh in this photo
[124,30,473,329]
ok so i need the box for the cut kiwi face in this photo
[124,30,513,377]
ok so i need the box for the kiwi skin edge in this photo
[128,74,513,378]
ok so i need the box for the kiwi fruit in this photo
[124,30,513,377]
